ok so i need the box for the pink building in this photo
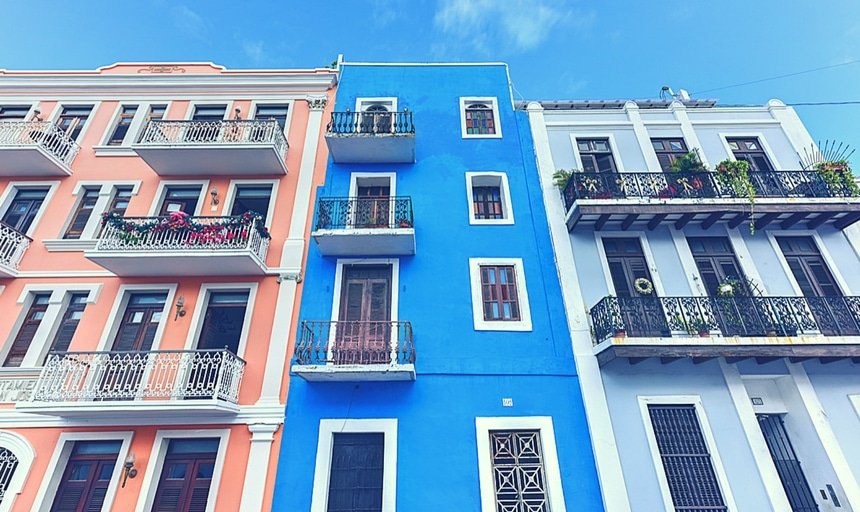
[0,62,336,511]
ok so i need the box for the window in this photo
[466,172,513,225]
[111,292,167,352]
[651,138,688,172]
[460,97,502,138]
[196,291,249,354]
[45,293,88,358]
[0,105,30,120]
[488,430,549,511]
[469,258,532,331]
[726,137,774,172]
[576,138,617,173]
[147,104,167,123]
[158,185,203,215]
[50,440,121,512]
[647,404,727,512]
[107,105,138,145]
[776,236,841,297]
[151,438,220,512]
[229,185,273,222]
[192,105,227,121]
[56,105,94,141]
[107,186,134,216]
[3,293,50,367]
[0,447,19,504]
[2,187,49,234]
[327,433,385,512]
[253,104,289,131]
[63,187,100,239]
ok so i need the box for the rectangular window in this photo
[196,291,249,354]
[46,293,89,357]
[50,440,121,512]
[726,137,774,172]
[648,404,727,511]
[2,187,49,233]
[776,236,841,297]
[466,172,513,225]
[0,105,31,120]
[56,105,94,141]
[651,138,688,172]
[63,187,100,239]
[470,258,532,331]
[192,105,227,121]
[473,187,503,220]
[152,438,220,512]
[327,433,384,512]
[461,97,502,138]
[254,104,290,131]
[159,186,202,215]
[111,292,167,352]
[107,105,138,145]
[480,265,520,321]
[488,430,549,512]
[147,104,167,123]
[230,185,273,222]
[577,138,618,173]
[3,293,51,367]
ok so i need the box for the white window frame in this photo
[94,101,173,155]
[569,133,627,173]
[718,132,782,170]
[0,430,35,512]
[465,171,514,225]
[32,431,134,512]
[310,418,397,512]
[851,395,860,421]
[184,283,257,359]
[134,428,230,512]
[638,396,738,512]
[460,96,502,139]
[147,180,210,217]
[765,230,852,296]
[222,179,279,229]
[250,99,295,140]
[594,231,667,297]
[96,284,177,352]
[355,97,398,113]
[184,101,234,121]
[475,416,567,512]
[0,180,60,237]
[469,257,532,331]
[46,102,101,143]
[330,258,400,324]
[347,173,397,228]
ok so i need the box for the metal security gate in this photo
[0,448,19,504]
[757,414,819,512]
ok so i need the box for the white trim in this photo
[32,430,134,512]
[569,133,627,173]
[593,232,667,296]
[184,100,234,121]
[475,416,566,512]
[717,132,781,169]
[310,418,397,512]
[96,284,178,352]
[638,396,739,512]
[61,181,141,240]
[765,230,851,295]
[0,430,35,512]
[354,97,398,113]
[0,180,61,237]
[330,259,400,324]
[135,428,230,512]
[46,101,101,143]
[184,282,258,359]
[249,99,295,142]
[460,96,502,139]
[468,257,532,331]
[348,172,397,198]
[725,229,766,293]
[851,395,860,421]
[97,101,141,147]
[222,179,279,228]
[147,180,210,217]
[465,172,514,225]
[669,227,705,296]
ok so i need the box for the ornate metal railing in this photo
[590,295,860,343]
[0,223,31,272]
[294,320,415,366]
[136,119,288,156]
[562,170,857,210]
[30,349,245,403]
[0,120,80,166]
[314,197,414,230]
[327,111,415,135]
[96,215,269,260]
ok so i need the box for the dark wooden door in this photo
[727,137,774,172]
[152,438,219,512]
[50,441,121,512]
[336,265,392,364]
[758,415,820,512]
[187,291,249,399]
[3,293,50,367]
[360,104,390,134]
[603,238,667,336]
[159,186,202,215]
[327,433,384,512]
[2,188,48,233]
[355,185,391,228]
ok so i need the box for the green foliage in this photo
[553,169,575,189]
[669,150,708,174]
[815,160,859,197]
[715,159,756,234]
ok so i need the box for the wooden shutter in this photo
[152,439,219,512]
[46,293,88,356]
[4,293,50,367]
[111,293,167,352]
[64,188,100,239]
[327,433,384,512]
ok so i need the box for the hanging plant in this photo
[552,169,575,189]
[634,277,654,295]
[669,150,708,174]
[715,159,756,234]
[101,210,271,245]
[815,160,859,197]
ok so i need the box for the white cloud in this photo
[242,40,267,64]
[433,0,593,54]
[171,4,209,42]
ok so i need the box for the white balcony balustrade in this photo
[21,349,245,416]
[0,120,80,176]
[0,223,31,277]
[133,119,289,175]
[84,212,270,276]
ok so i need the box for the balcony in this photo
[133,119,288,175]
[85,213,269,276]
[0,120,80,176]
[562,170,860,231]
[311,197,415,256]
[0,223,31,278]
[20,349,245,416]
[292,320,415,381]
[590,295,860,365]
[325,111,415,163]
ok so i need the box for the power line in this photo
[787,101,860,106]
[693,58,860,94]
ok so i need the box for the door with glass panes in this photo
[50,440,121,512]
[185,291,248,399]
[602,238,668,336]
[354,184,391,229]
[335,265,392,364]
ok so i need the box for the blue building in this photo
[525,97,860,511]
[273,62,604,511]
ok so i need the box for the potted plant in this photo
[397,218,413,228]
[552,169,575,189]
[691,318,711,337]
[715,159,756,233]
[815,160,859,197]
[614,327,627,338]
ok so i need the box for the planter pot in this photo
[698,330,710,338]
[614,329,627,338]
[766,330,777,337]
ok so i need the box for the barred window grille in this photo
[489,430,549,512]
[480,265,521,321]
[465,103,496,135]
[473,186,504,220]
[648,405,728,512]
[0,448,19,503]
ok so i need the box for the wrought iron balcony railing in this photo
[30,349,245,403]
[314,197,414,230]
[96,214,270,259]
[327,111,415,135]
[590,295,860,343]
[562,170,857,211]
[0,120,80,166]
[0,223,31,273]
[136,119,288,154]
[295,320,415,366]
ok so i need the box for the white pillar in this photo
[239,423,281,512]
[625,101,662,171]
[767,99,816,163]
[669,101,710,166]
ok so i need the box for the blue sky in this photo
[2,0,859,166]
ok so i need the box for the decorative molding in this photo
[137,65,186,74]
[307,96,327,111]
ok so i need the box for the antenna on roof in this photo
[660,85,691,101]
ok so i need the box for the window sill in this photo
[93,145,137,157]
[43,239,98,252]
[462,134,503,139]
[473,319,533,332]
[469,218,515,226]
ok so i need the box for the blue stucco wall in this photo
[273,64,603,511]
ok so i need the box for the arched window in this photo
[0,448,18,504]
[464,102,495,135]
[361,103,391,134]
[0,431,35,512]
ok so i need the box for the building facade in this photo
[273,63,604,511]
[525,98,860,511]
[0,62,336,511]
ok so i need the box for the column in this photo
[239,423,281,511]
